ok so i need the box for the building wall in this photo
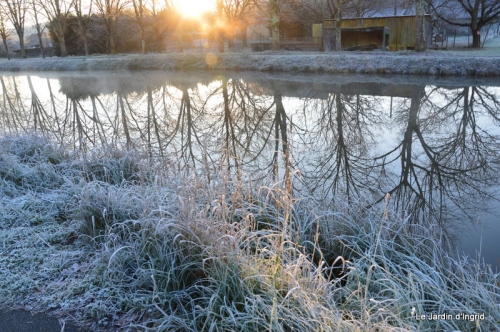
[312,24,323,43]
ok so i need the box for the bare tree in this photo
[220,0,257,49]
[38,0,76,57]
[426,0,500,48]
[95,0,125,53]
[131,0,175,53]
[344,0,384,17]
[270,0,279,50]
[30,0,45,58]
[251,0,283,50]
[216,0,225,52]
[0,7,11,59]
[285,0,346,23]
[73,0,93,56]
[131,0,147,53]
[284,0,346,50]
[3,0,28,58]
[149,0,174,52]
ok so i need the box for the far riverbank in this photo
[0,49,499,76]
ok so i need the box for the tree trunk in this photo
[271,0,280,51]
[59,30,68,57]
[106,17,118,54]
[18,32,26,58]
[241,23,248,48]
[110,34,117,54]
[75,15,91,56]
[415,0,426,52]
[227,26,234,50]
[332,0,342,51]
[177,31,184,52]
[218,30,224,52]
[471,28,481,48]
[36,28,45,58]
[334,20,341,51]
[2,35,10,60]
[217,0,224,52]
[32,6,45,58]
[83,37,89,56]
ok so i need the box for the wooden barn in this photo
[323,15,433,51]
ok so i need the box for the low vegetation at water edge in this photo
[0,134,498,331]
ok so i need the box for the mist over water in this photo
[1,71,499,269]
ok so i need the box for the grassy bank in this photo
[0,50,500,76]
[0,134,498,331]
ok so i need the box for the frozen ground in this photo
[0,35,499,76]
[444,34,500,56]
[1,135,499,332]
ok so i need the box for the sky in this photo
[173,0,216,18]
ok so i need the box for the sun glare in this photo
[175,0,214,18]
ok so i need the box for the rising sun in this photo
[175,0,214,18]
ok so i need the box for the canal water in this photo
[0,71,498,269]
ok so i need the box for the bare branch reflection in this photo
[1,72,499,231]
[373,85,500,226]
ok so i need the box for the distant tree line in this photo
[0,0,498,58]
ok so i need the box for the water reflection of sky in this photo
[1,71,499,270]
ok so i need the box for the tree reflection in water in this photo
[297,86,383,206]
[372,84,500,227]
[1,72,499,233]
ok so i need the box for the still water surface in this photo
[1,71,498,269]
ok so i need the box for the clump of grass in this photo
[0,134,69,165]
[0,134,70,191]
[73,182,151,237]
[77,148,149,185]
[314,202,498,331]
[1,134,498,331]
[0,134,78,228]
